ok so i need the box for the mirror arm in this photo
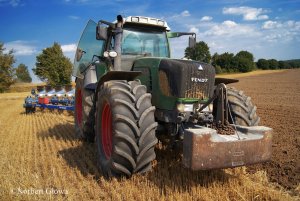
[177,32,196,37]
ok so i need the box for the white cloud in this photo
[61,44,77,61]
[223,6,269,21]
[285,20,300,31]
[4,40,37,56]
[222,20,237,28]
[181,10,190,17]
[262,20,300,31]
[262,20,300,43]
[200,16,212,22]
[262,20,282,29]
[203,20,257,37]
[169,10,191,20]
[61,44,77,53]
[189,26,199,34]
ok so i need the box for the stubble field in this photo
[0,69,299,200]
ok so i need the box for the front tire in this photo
[95,80,157,177]
[227,87,260,126]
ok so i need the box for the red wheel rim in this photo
[75,89,82,126]
[101,102,113,159]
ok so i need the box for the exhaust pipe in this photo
[114,15,123,71]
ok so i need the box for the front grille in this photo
[159,59,215,99]
[183,61,215,99]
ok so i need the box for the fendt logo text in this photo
[191,77,208,83]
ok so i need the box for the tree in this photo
[257,58,269,70]
[278,61,285,69]
[211,53,223,74]
[15,63,32,83]
[284,62,291,69]
[235,50,255,72]
[184,41,211,63]
[268,59,278,70]
[33,42,72,85]
[0,43,15,92]
[211,52,219,67]
[213,52,236,72]
[214,65,222,74]
[236,57,253,73]
[236,50,254,62]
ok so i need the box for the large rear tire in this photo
[74,78,95,142]
[95,80,157,177]
[227,87,260,126]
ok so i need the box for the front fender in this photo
[95,71,142,100]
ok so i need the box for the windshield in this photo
[121,28,169,58]
[73,20,104,78]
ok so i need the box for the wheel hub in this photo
[101,102,113,159]
[75,89,82,126]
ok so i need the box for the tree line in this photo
[184,41,300,74]
[0,42,72,93]
[0,43,32,92]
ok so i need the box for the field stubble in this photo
[0,70,299,200]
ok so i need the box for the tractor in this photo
[74,15,272,177]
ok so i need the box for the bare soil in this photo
[230,69,300,191]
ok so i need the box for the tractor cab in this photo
[73,16,195,79]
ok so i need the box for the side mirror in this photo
[189,36,196,48]
[96,25,107,40]
[75,48,86,62]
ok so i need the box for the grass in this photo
[7,82,76,93]
[7,82,45,93]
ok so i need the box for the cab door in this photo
[73,20,105,79]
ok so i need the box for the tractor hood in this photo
[133,58,216,111]
[157,59,215,100]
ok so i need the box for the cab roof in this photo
[114,16,171,31]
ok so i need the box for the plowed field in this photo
[230,69,300,191]
[0,69,299,201]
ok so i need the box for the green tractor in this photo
[74,15,272,177]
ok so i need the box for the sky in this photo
[0,0,300,82]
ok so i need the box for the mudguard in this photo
[94,71,142,100]
[215,77,239,85]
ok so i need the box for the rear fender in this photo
[83,65,98,90]
[215,77,239,85]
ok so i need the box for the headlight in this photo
[103,51,117,58]
[177,104,194,112]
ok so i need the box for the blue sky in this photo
[1,0,300,82]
